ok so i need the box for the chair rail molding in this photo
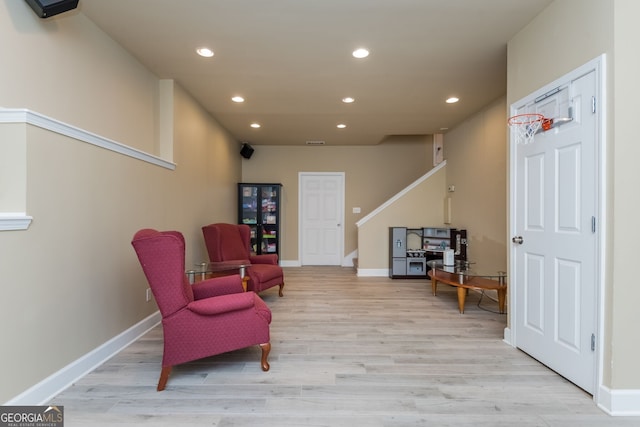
[0,108,175,170]
[0,108,176,231]
[356,160,447,228]
[0,212,33,231]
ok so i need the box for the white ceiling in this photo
[79,0,552,146]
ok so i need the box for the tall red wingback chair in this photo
[202,223,285,297]
[131,228,272,391]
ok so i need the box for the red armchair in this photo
[202,223,285,296]
[131,228,272,391]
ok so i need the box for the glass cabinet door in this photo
[260,186,279,253]
[261,186,279,225]
[240,185,258,225]
[238,183,282,256]
[248,225,258,254]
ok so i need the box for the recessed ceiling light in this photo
[352,48,369,59]
[250,123,261,128]
[446,97,459,104]
[231,96,245,103]
[337,124,347,129]
[196,47,214,57]
[342,97,355,103]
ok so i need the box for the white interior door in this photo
[512,67,599,393]
[299,173,344,265]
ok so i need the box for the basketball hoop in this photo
[508,113,545,145]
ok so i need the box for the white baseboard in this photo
[280,252,357,268]
[342,250,357,267]
[597,385,640,416]
[503,327,513,346]
[357,268,389,277]
[4,311,161,405]
[503,329,639,417]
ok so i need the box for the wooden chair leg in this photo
[278,283,284,297]
[157,366,172,391]
[260,342,271,371]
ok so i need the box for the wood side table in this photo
[187,262,251,291]
[427,260,507,314]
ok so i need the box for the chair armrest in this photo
[249,254,279,265]
[187,292,255,316]
[192,274,244,299]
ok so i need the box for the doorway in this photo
[509,56,604,394]
[299,172,345,265]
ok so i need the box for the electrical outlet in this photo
[146,288,152,302]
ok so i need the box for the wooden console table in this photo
[427,260,507,314]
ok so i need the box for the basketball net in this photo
[508,113,545,145]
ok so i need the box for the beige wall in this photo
[611,0,640,391]
[357,164,448,271]
[0,2,239,402]
[240,137,433,263]
[509,0,640,393]
[443,96,508,273]
[3,0,638,408]
[0,124,27,211]
[0,2,158,153]
[357,94,508,274]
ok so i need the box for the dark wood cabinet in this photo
[238,183,282,256]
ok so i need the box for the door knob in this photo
[512,236,524,244]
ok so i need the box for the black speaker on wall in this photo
[240,143,254,159]
[25,0,79,18]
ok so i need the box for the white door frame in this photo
[298,172,345,266]
[507,55,607,400]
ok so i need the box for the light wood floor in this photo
[52,267,636,426]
